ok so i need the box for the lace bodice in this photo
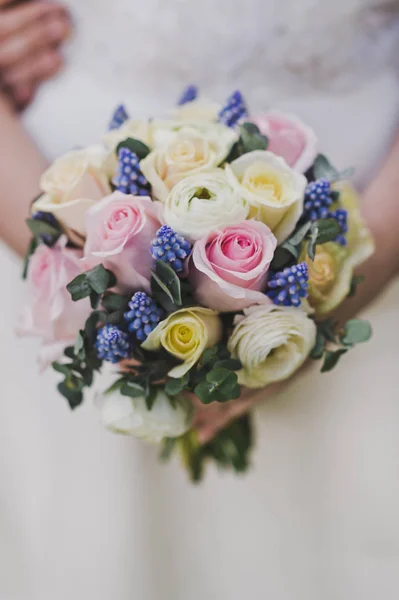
[67,0,399,106]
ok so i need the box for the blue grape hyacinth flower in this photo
[151,225,192,274]
[113,147,150,196]
[108,104,129,130]
[218,90,248,127]
[96,325,131,363]
[177,84,198,105]
[124,292,163,342]
[267,262,309,307]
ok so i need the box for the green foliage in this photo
[26,217,61,244]
[312,154,355,183]
[190,344,242,404]
[307,219,341,261]
[348,274,365,298]
[160,413,253,483]
[101,291,130,325]
[22,238,39,279]
[67,264,117,308]
[151,260,182,313]
[310,317,372,373]
[116,137,150,160]
[224,122,268,162]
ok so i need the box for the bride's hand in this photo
[0,0,71,109]
[192,382,282,444]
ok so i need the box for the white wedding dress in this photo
[1,1,399,599]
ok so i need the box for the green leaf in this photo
[213,358,242,371]
[337,167,355,180]
[239,123,269,153]
[165,374,190,396]
[340,319,372,346]
[90,291,101,309]
[116,137,150,160]
[310,332,326,360]
[121,381,146,398]
[26,217,61,240]
[57,381,83,409]
[348,274,365,298]
[155,261,182,305]
[66,273,92,301]
[52,362,72,377]
[102,292,130,312]
[151,270,176,309]
[160,437,178,461]
[194,380,219,404]
[288,221,312,247]
[270,244,299,271]
[307,225,318,261]
[22,237,38,279]
[145,387,158,411]
[105,376,127,395]
[313,218,341,245]
[201,345,219,367]
[318,318,337,343]
[86,264,116,294]
[312,154,339,181]
[321,349,348,373]
[74,331,85,359]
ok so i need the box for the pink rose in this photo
[17,237,91,370]
[83,191,162,293]
[190,220,277,312]
[252,111,318,173]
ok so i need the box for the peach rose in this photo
[190,220,277,312]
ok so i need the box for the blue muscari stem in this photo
[177,85,198,106]
[151,225,192,274]
[113,148,150,196]
[124,292,163,342]
[267,262,309,307]
[218,90,248,127]
[330,208,348,246]
[108,104,129,130]
[96,325,131,363]
[302,178,333,221]
[32,211,59,244]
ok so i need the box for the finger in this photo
[2,47,63,86]
[0,2,68,40]
[11,81,36,110]
[0,14,70,68]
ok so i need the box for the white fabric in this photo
[1,0,399,598]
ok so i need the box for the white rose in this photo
[33,146,111,236]
[225,150,307,243]
[103,119,154,152]
[140,121,238,201]
[228,304,316,389]
[95,388,193,443]
[174,98,220,122]
[163,169,249,241]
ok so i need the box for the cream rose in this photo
[142,307,222,378]
[225,150,307,243]
[228,304,316,388]
[96,389,192,443]
[163,169,249,241]
[174,98,220,123]
[33,147,111,236]
[103,119,154,153]
[140,122,238,201]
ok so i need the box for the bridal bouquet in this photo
[19,87,374,481]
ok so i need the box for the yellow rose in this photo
[302,183,375,316]
[33,147,111,236]
[225,150,307,243]
[142,307,222,378]
[140,122,238,201]
[228,304,316,389]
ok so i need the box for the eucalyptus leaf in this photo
[26,217,61,240]
[313,218,341,245]
[348,274,365,298]
[102,292,130,312]
[312,154,339,181]
[340,319,372,346]
[165,374,190,396]
[310,332,326,360]
[321,349,348,373]
[66,273,92,301]
[116,137,150,160]
[22,237,38,280]
[155,261,182,305]
[86,264,117,294]
[288,221,312,247]
[57,381,83,409]
[121,381,146,398]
